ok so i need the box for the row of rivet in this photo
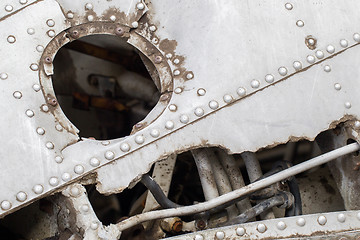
[44,34,360,191]
[6,19,55,45]
[190,212,360,239]
[0,16,62,210]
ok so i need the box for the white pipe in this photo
[116,143,359,231]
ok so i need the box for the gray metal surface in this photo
[1,0,360,239]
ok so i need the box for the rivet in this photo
[355,121,360,128]
[323,65,331,72]
[250,79,260,88]
[326,45,335,54]
[44,56,52,64]
[105,151,115,160]
[30,63,39,71]
[115,27,125,36]
[236,227,245,236]
[357,212,360,220]
[74,165,85,174]
[16,192,27,202]
[315,50,324,59]
[257,223,267,233]
[46,19,55,27]
[194,234,204,240]
[85,3,93,10]
[136,2,145,10]
[209,100,219,110]
[89,157,100,167]
[154,55,162,64]
[165,120,174,130]
[120,143,130,152]
[27,28,35,35]
[47,97,57,106]
[5,5,13,12]
[62,173,71,181]
[134,124,143,131]
[110,15,116,21]
[0,73,8,80]
[345,102,352,109]
[101,141,110,146]
[160,94,169,102]
[173,58,180,64]
[166,53,173,59]
[194,107,204,117]
[1,201,11,210]
[135,135,145,144]
[277,221,286,230]
[45,142,54,149]
[174,70,180,76]
[337,213,346,223]
[55,156,63,163]
[285,3,293,10]
[307,37,316,47]
[223,94,233,103]
[36,127,45,135]
[169,104,177,111]
[90,222,99,230]
[150,129,160,138]
[7,35,15,43]
[149,25,157,32]
[172,88,182,95]
[353,33,360,42]
[296,20,304,27]
[33,184,44,194]
[36,45,44,52]
[55,124,63,131]
[278,67,288,76]
[26,109,34,117]
[265,74,274,83]
[180,115,189,124]
[197,88,206,96]
[49,177,59,186]
[293,61,302,71]
[70,186,80,197]
[81,204,90,212]
[340,39,348,48]
[32,84,40,92]
[41,104,49,112]
[132,21,139,28]
[334,83,341,90]
[13,91,22,99]
[306,55,316,64]
[67,12,74,19]
[215,231,225,239]
[186,73,194,80]
[47,30,55,37]
[317,216,327,225]
[19,0,28,4]
[87,15,94,21]
[296,217,306,226]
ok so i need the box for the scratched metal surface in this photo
[0,0,360,224]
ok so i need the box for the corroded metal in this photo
[1,0,360,239]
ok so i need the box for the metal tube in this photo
[191,149,219,201]
[241,151,275,219]
[208,149,239,218]
[215,149,252,213]
[224,194,286,226]
[116,143,359,231]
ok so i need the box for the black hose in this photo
[141,174,181,209]
[222,192,289,226]
[254,161,302,216]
